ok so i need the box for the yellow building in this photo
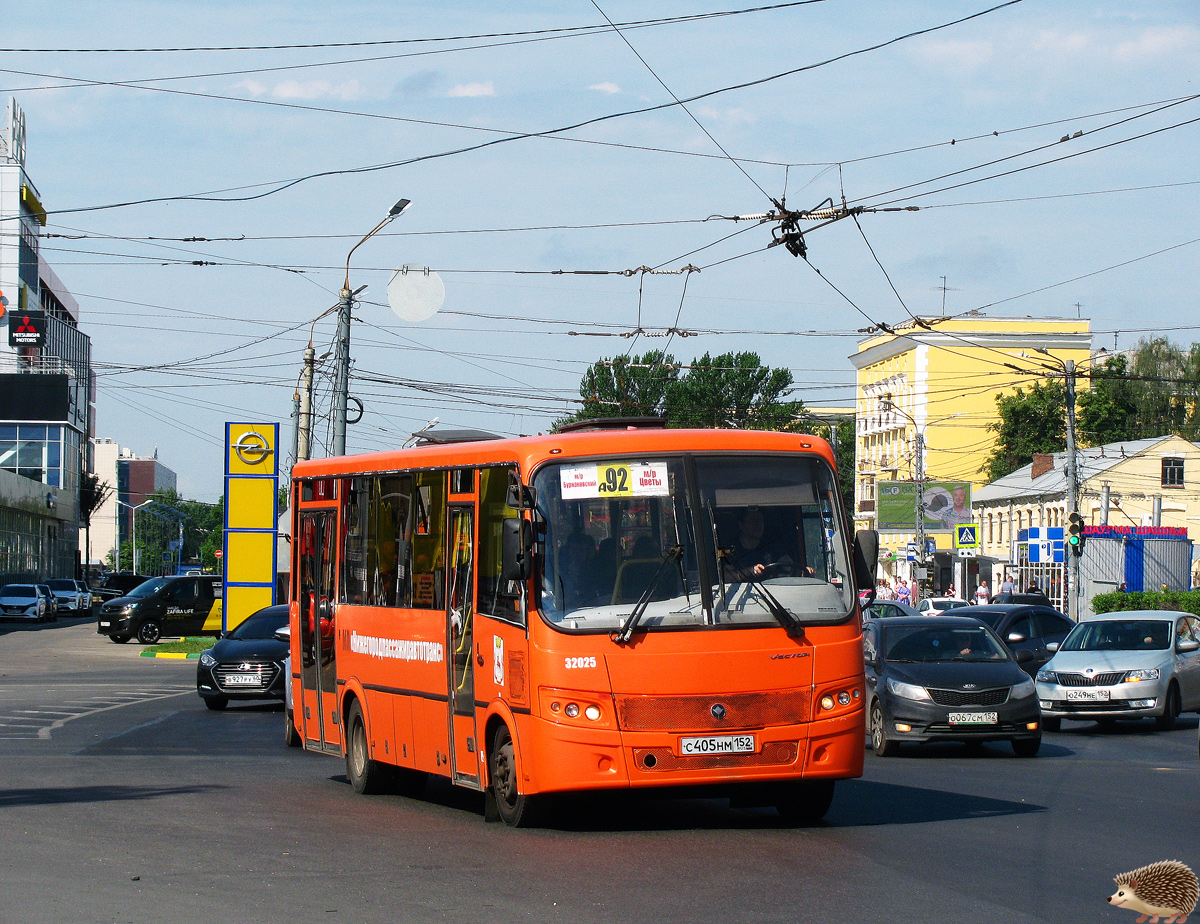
[849,316,1092,592]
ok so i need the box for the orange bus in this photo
[287,421,878,826]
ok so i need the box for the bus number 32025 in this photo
[565,657,597,669]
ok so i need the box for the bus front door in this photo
[299,511,342,754]
[446,505,481,788]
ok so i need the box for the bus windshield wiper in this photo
[717,547,804,638]
[612,546,683,645]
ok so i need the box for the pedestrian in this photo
[1117,581,1127,593]
[974,581,989,604]
[999,574,1014,594]
[876,578,894,601]
[1026,582,1040,594]
[895,578,911,605]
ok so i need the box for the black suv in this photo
[97,575,223,644]
[92,572,153,604]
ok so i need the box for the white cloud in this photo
[447,82,495,98]
[1114,26,1199,62]
[234,79,362,101]
[588,82,621,94]
[698,106,756,125]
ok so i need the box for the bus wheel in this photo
[284,709,302,748]
[136,620,162,645]
[775,780,835,825]
[345,700,390,794]
[489,724,541,827]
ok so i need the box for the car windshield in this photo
[47,580,75,590]
[939,600,968,610]
[1,585,36,598]
[882,624,1009,663]
[1060,619,1170,651]
[532,453,854,634]
[964,609,1005,628]
[128,577,172,598]
[229,611,289,639]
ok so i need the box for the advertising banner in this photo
[223,422,278,631]
[876,480,972,533]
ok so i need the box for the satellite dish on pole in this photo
[387,264,444,323]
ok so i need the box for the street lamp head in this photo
[388,198,412,218]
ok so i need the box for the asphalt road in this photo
[0,616,1196,924]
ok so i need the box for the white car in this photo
[0,584,50,621]
[1036,610,1200,730]
[46,579,91,616]
[915,597,970,616]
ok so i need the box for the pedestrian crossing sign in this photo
[954,524,979,548]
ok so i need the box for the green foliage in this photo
[983,379,1066,481]
[78,472,113,527]
[665,351,804,430]
[557,350,804,433]
[1092,590,1200,616]
[1078,353,1138,445]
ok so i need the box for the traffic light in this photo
[1067,511,1086,555]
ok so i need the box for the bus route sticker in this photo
[493,635,504,685]
[560,462,669,499]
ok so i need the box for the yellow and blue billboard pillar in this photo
[224,422,278,632]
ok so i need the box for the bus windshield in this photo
[532,453,853,634]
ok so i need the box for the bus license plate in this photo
[224,674,261,686]
[1066,689,1110,701]
[947,712,997,725]
[679,734,756,756]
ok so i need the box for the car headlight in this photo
[1011,678,1036,698]
[1122,668,1160,683]
[886,678,932,702]
[1035,669,1057,683]
[199,651,217,668]
[121,603,138,615]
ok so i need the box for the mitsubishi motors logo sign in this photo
[8,307,45,347]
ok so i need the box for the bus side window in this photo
[409,471,447,609]
[478,466,524,624]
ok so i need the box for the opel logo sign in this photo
[232,430,273,465]
[710,703,727,721]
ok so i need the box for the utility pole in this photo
[332,197,412,458]
[914,428,926,601]
[1065,359,1080,622]
[297,343,315,463]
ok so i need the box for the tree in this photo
[983,379,1066,482]
[78,472,113,572]
[555,351,679,428]
[1078,353,1138,445]
[664,351,805,430]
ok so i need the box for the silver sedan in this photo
[1035,610,1200,730]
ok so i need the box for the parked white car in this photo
[1036,610,1200,730]
[0,584,50,621]
[915,597,969,616]
[46,579,91,615]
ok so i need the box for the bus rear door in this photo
[298,510,341,753]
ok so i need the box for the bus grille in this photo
[615,691,810,731]
[632,741,798,772]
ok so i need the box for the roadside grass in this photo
[141,637,216,657]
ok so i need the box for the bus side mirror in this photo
[502,518,533,582]
[853,530,879,591]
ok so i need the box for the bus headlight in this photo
[540,687,614,728]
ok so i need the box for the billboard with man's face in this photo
[876,481,973,533]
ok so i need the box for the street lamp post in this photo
[332,198,412,457]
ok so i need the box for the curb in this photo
[140,650,203,659]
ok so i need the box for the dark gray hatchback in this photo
[863,615,1043,757]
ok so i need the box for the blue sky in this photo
[4,1,1198,500]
